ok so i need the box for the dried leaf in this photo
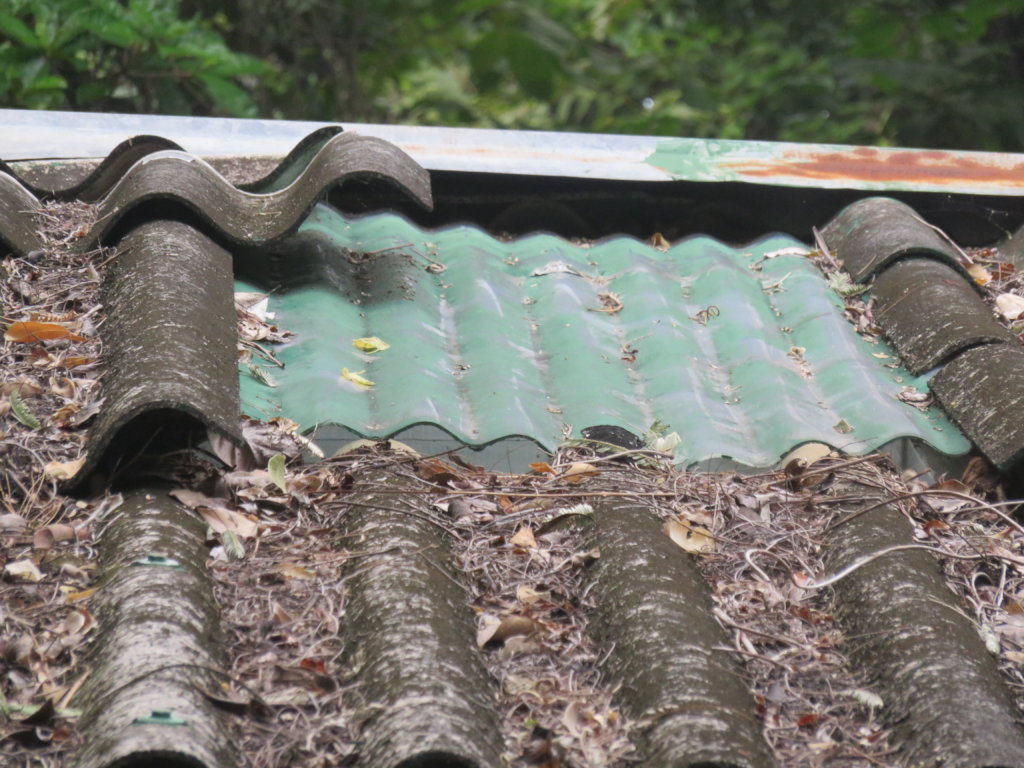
[198,506,259,538]
[560,462,600,481]
[221,530,246,560]
[247,363,278,388]
[57,607,94,636]
[268,453,288,494]
[341,367,375,387]
[663,519,714,553]
[966,262,992,286]
[352,336,390,353]
[4,321,85,343]
[995,293,1024,321]
[0,513,27,534]
[10,390,40,429]
[510,526,537,548]
[43,456,86,480]
[529,461,555,474]
[5,559,43,582]
[32,524,83,550]
[477,614,537,648]
[516,585,549,604]
[832,419,854,435]
[275,562,316,580]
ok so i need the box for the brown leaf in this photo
[275,562,316,580]
[4,321,85,343]
[43,457,87,481]
[32,524,86,550]
[663,519,714,553]
[510,526,537,548]
[477,614,537,648]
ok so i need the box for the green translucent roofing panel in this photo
[239,204,969,466]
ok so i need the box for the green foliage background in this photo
[2,0,1022,151]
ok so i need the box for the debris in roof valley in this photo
[2,120,1024,768]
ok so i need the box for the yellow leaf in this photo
[352,336,390,353]
[561,462,599,479]
[65,587,98,603]
[663,519,714,553]
[966,262,991,286]
[341,367,375,387]
[5,321,85,343]
[44,456,87,480]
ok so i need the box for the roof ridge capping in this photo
[79,130,432,251]
[0,125,345,202]
[823,196,1024,478]
[821,196,976,285]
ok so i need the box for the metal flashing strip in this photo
[3,109,1024,195]
[239,205,969,467]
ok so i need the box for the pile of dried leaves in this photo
[3,203,1024,768]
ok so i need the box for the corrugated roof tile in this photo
[236,204,968,466]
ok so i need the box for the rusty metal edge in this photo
[341,469,504,768]
[824,478,1024,768]
[73,488,235,768]
[585,500,774,768]
[4,109,1024,195]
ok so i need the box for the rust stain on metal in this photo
[728,146,1024,188]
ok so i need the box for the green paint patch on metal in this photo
[645,138,1024,195]
[238,204,969,467]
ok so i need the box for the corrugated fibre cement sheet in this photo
[238,204,968,467]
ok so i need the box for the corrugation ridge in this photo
[240,205,970,463]
[586,499,775,767]
[0,171,43,255]
[64,220,241,493]
[930,344,1024,472]
[342,469,504,768]
[81,132,432,250]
